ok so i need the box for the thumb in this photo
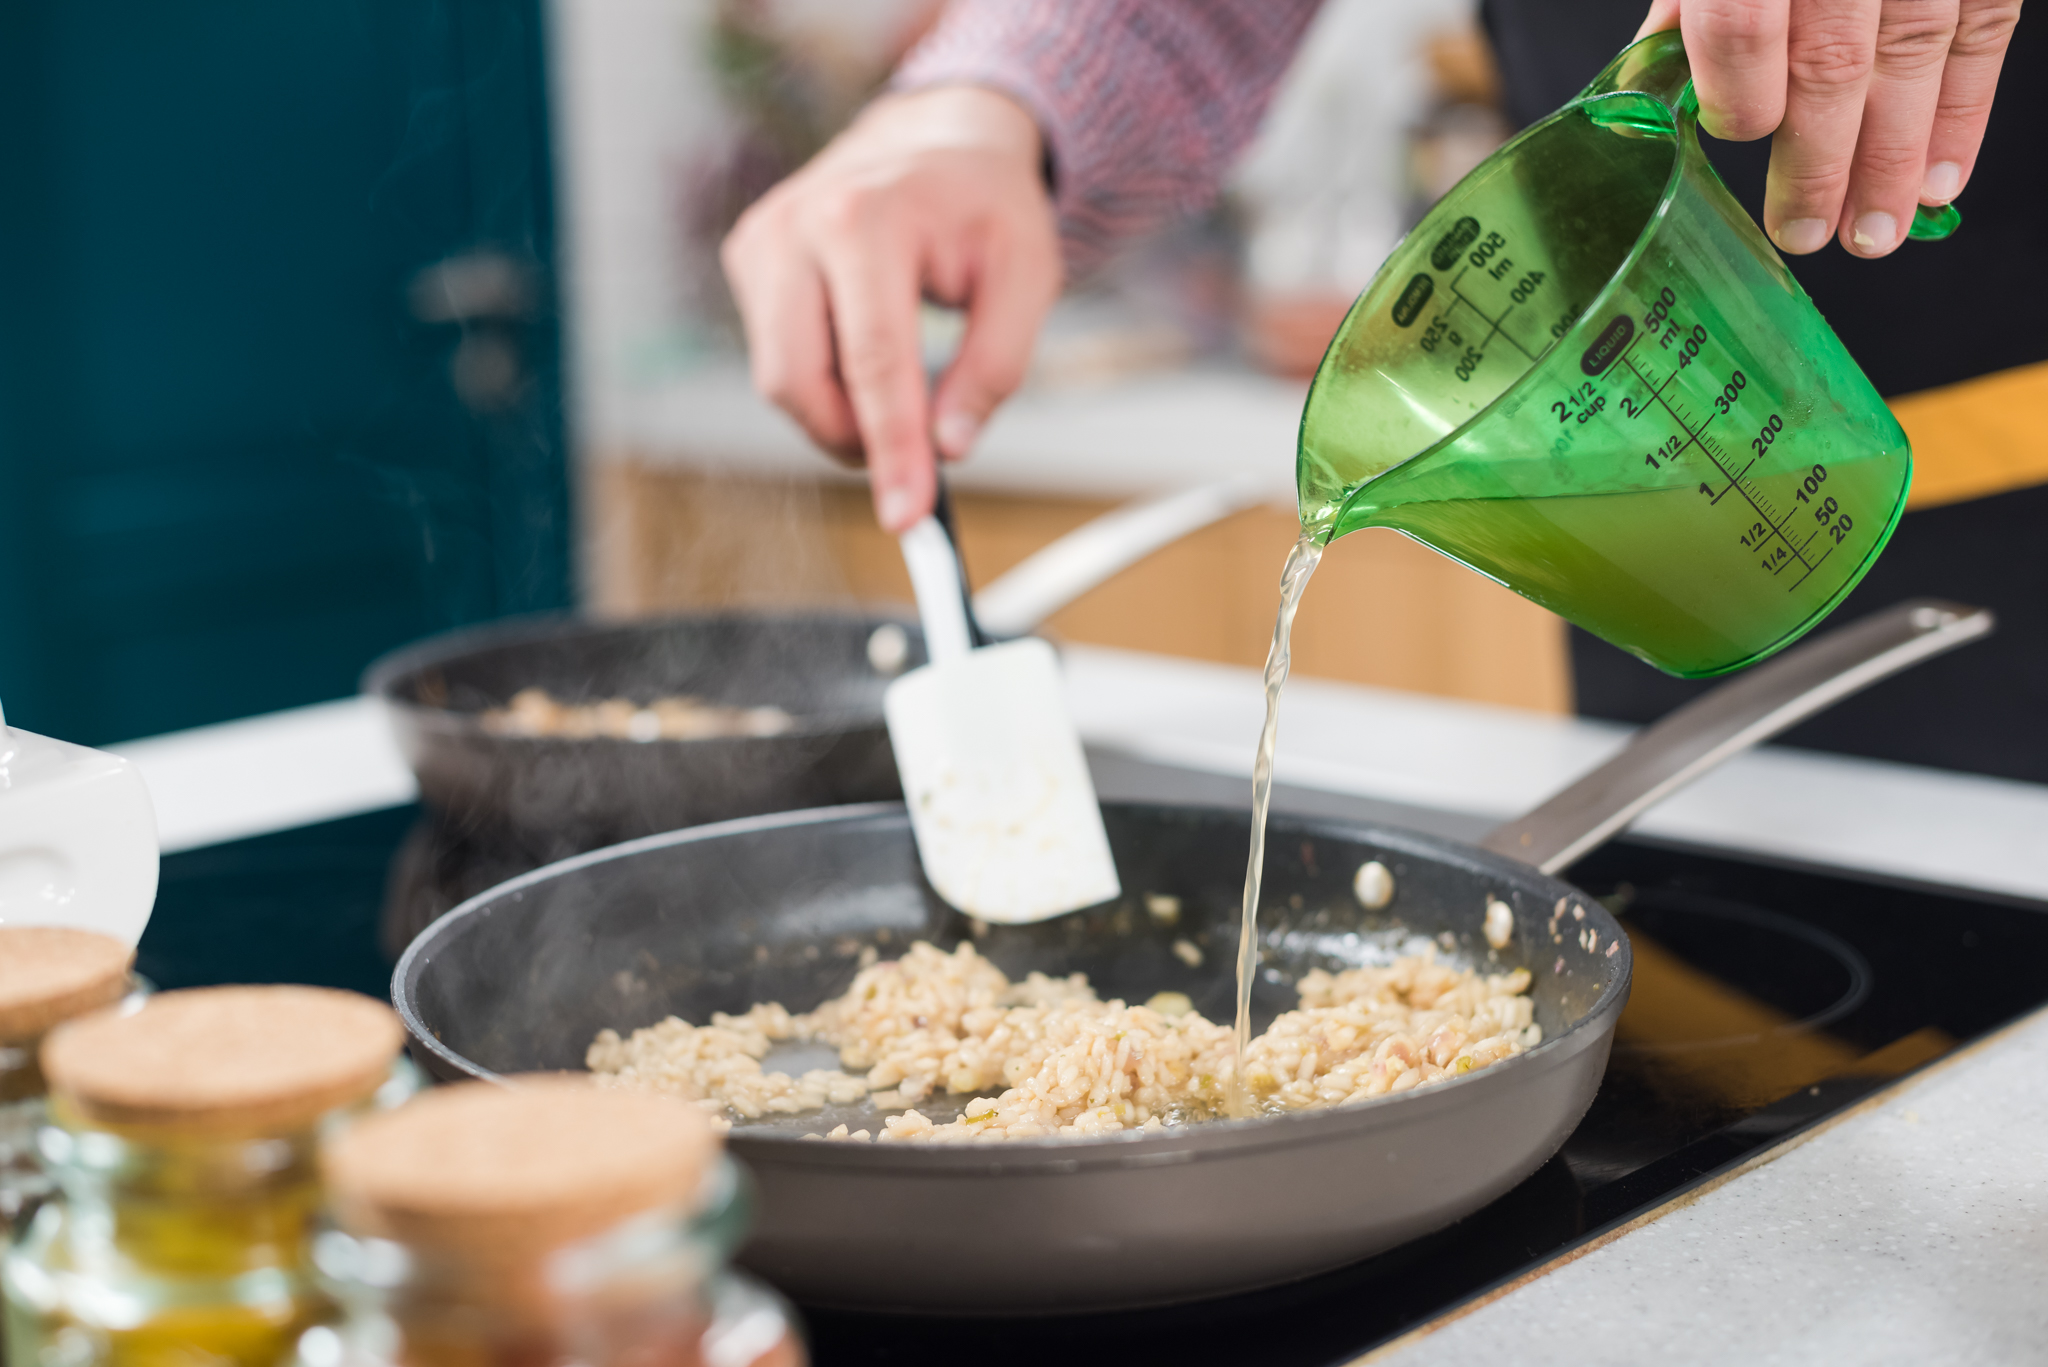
[929,232,1059,461]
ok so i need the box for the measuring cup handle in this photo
[1908,201,1963,241]
[1575,31,1963,242]
[1479,599,1994,875]
[1576,28,1696,114]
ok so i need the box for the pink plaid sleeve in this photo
[894,0,1324,270]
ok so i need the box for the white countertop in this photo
[113,645,2048,904]
[107,642,2048,1362]
[1363,1007,2048,1367]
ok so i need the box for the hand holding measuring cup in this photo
[1636,0,2021,258]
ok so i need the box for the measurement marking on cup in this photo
[1733,458,1784,522]
[1446,268,1538,361]
[1646,365,1678,405]
[1618,348,1714,480]
[1703,436,1750,507]
[1622,353,1816,571]
[1786,543,1835,592]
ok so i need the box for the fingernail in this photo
[876,485,919,532]
[1772,218,1831,254]
[1922,161,1961,203]
[1849,211,1898,255]
[933,410,979,459]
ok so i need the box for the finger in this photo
[1682,0,1792,141]
[930,222,1061,462]
[1636,0,1684,39]
[1919,0,2021,203]
[812,204,936,533]
[722,215,862,463]
[1840,0,1957,257]
[1760,0,1881,254]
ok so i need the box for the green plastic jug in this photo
[1298,30,1958,678]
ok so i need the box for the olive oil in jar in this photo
[0,926,142,1367]
[0,928,138,1239]
[3,985,407,1367]
[302,1077,804,1367]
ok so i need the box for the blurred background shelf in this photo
[583,357,1573,712]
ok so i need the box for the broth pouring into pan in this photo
[1228,532,1322,1116]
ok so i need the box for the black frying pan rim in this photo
[360,608,923,740]
[393,802,1632,1174]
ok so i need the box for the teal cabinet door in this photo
[0,0,570,744]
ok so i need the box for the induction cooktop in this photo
[144,756,2048,1367]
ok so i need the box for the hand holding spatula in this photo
[884,499,1121,924]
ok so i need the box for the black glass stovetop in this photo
[147,785,2048,1367]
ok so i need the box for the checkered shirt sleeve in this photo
[895,0,1323,270]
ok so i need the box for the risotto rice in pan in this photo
[588,940,1538,1142]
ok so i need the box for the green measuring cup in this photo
[1298,30,1959,678]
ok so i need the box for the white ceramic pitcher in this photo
[0,699,158,945]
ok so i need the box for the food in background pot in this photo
[480,688,792,741]
[588,940,1538,1142]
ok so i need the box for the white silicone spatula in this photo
[885,508,1121,924]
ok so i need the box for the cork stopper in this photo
[323,1077,718,1261]
[0,927,135,1044]
[41,985,404,1134]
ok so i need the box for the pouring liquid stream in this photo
[1229,532,1324,1117]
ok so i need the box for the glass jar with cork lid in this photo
[3,985,410,1367]
[304,1077,803,1367]
[0,928,144,1241]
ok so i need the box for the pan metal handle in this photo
[971,477,1270,637]
[1480,599,1994,875]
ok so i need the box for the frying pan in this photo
[362,481,1266,863]
[393,601,1987,1313]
